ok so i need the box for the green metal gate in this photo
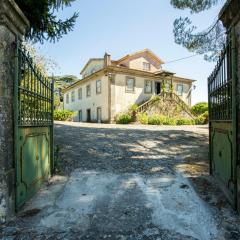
[14,41,54,210]
[208,28,238,207]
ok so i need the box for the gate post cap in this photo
[0,0,30,38]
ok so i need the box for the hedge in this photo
[54,110,76,121]
[137,113,207,126]
[116,114,132,124]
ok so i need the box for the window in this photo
[126,77,135,92]
[86,85,91,97]
[97,107,101,123]
[71,91,75,102]
[66,93,69,104]
[143,62,151,71]
[144,80,152,93]
[78,88,82,100]
[176,84,184,96]
[90,68,96,74]
[96,80,101,94]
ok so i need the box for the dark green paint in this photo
[15,41,54,210]
[208,29,238,209]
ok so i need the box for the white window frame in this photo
[96,80,101,94]
[66,93,69,104]
[71,91,75,102]
[176,84,184,96]
[86,85,91,97]
[144,80,152,94]
[126,77,135,93]
[143,62,151,71]
[78,88,82,100]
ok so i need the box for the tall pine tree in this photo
[170,0,225,61]
[16,0,78,43]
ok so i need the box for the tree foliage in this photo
[53,75,79,109]
[16,0,78,43]
[170,0,226,61]
[23,42,58,75]
[191,102,208,115]
[170,0,220,13]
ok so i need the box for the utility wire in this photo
[163,53,201,65]
[163,2,226,66]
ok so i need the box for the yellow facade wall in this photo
[128,57,160,72]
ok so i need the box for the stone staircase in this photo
[136,92,195,119]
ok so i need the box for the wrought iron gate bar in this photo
[17,42,53,127]
[208,39,232,121]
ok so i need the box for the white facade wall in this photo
[113,74,157,114]
[113,73,192,115]
[173,81,192,106]
[81,60,104,78]
[64,74,109,122]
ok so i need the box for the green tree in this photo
[53,75,79,109]
[16,0,78,43]
[191,102,208,115]
[23,42,58,75]
[170,0,225,61]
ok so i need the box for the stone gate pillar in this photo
[0,0,29,223]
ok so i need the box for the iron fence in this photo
[208,38,232,121]
[16,42,53,127]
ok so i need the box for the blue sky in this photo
[37,0,225,105]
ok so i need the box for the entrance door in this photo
[155,82,161,95]
[87,109,91,122]
[97,107,102,123]
[79,110,82,122]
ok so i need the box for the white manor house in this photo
[63,49,195,123]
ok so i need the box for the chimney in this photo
[104,52,111,67]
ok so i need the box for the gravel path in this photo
[1,122,240,240]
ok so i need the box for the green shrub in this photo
[148,115,166,125]
[176,118,195,125]
[200,111,208,120]
[195,115,205,125]
[137,113,149,124]
[164,117,177,125]
[191,102,208,116]
[201,111,208,123]
[195,111,208,124]
[129,104,139,113]
[150,95,161,103]
[137,113,196,126]
[54,110,76,121]
[116,114,132,124]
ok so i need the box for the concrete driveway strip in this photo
[1,122,240,240]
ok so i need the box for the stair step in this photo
[136,92,195,119]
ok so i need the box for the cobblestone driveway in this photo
[1,122,240,240]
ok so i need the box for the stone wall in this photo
[0,0,29,223]
[0,23,16,224]
[235,18,240,212]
